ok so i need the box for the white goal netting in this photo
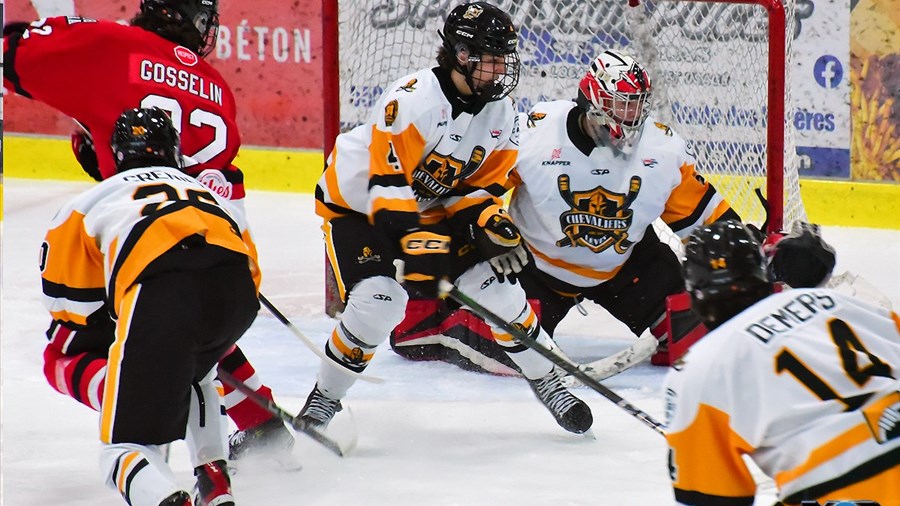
[326,0,807,314]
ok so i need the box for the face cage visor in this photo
[459,48,521,103]
[584,89,651,145]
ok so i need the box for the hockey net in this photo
[324,0,806,316]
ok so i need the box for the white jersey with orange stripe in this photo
[40,166,260,325]
[664,289,900,505]
[316,67,519,232]
[508,100,731,288]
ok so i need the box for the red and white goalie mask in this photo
[578,50,652,148]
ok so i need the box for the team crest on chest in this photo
[411,146,485,201]
[555,174,642,253]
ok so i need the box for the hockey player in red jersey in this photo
[4,0,293,461]
[666,220,898,505]
[307,2,593,435]
[392,50,835,375]
[40,107,258,506]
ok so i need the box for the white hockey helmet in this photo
[577,50,652,145]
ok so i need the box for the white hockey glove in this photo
[468,205,529,281]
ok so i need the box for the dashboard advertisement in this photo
[3,0,324,149]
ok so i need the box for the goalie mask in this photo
[111,107,183,173]
[439,2,520,103]
[138,0,219,56]
[682,220,774,328]
[577,50,652,148]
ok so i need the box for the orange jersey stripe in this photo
[42,211,105,290]
[660,162,710,224]
[101,285,140,443]
[369,124,426,179]
[530,244,624,282]
[666,403,757,497]
[112,206,253,311]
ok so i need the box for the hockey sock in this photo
[218,345,276,430]
[491,305,554,380]
[42,344,107,411]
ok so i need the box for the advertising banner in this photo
[792,0,852,178]
[850,0,899,182]
[4,0,324,149]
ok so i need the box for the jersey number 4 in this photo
[775,318,893,411]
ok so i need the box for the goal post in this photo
[322,0,806,316]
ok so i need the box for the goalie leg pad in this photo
[391,299,521,375]
[319,275,408,398]
[653,292,707,366]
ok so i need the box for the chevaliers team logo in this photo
[174,46,199,67]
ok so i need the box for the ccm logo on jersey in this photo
[402,234,450,254]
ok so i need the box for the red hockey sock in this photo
[43,344,107,411]
[218,346,276,430]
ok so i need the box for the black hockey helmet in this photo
[439,2,520,102]
[135,0,219,56]
[111,107,182,173]
[682,220,774,328]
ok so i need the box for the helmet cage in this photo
[578,51,652,144]
[439,2,520,103]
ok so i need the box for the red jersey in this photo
[4,16,245,199]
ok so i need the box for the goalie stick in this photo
[440,280,665,436]
[560,331,659,388]
[259,293,385,384]
[217,369,355,457]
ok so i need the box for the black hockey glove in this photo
[770,221,836,288]
[399,227,451,298]
[71,129,103,182]
[468,205,529,282]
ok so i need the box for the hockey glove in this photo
[468,205,529,281]
[71,129,103,182]
[770,221,836,288]
[399,228,451,298]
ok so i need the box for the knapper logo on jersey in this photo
[174,46,199,67]
[399,79,417,92]
[555,174,641,253]
[542,147,571,166]
[490,129,502,139]
[196,169,233,199]
[357,246,382,264]
[642,158,658,168]
[411,146,485,200]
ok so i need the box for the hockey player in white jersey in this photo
[391,50,835,374]
[307,2,593,434]
[666,220,898,505]
[40,107,260,506]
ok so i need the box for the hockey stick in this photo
[440,280,665,436]
[561,331,658,388]
[258,293,385,384]
[217,370,352,457]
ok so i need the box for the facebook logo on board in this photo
[813,55,843,89]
